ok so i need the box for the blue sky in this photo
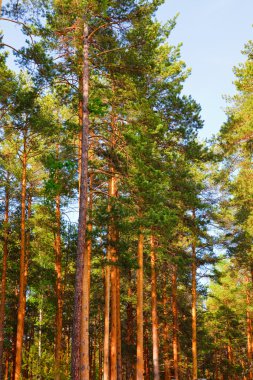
[156,0,253,139]
[1,0,253,139]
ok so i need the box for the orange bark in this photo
[4,357,8,380]
[54,194,63,380]
[172,264,179,380]
[14,135,27,380]
[191,243,198,380]
[150,235,160,380]
[116,265,122,380]
[103,261,110,380]
[162,278,170,380]
[246,276,253,380]
[0,175,9,380]
[136,231,144,380]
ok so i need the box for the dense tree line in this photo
[0,1,252,379]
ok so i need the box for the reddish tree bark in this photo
[109,173,118,380]
[136,231,144,380]
[0,174,9,380]
[172,264,179,380]
[103,258,110,380]
[191,242,198,380]
[14,133,28,380]
[162,275,170,380]
[54,194,63,380]
[150,235,160,380]
[246,276,253,380]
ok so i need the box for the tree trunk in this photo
[4,357,8,380]
[136,231,144,380]
[0,175,9,380]
[246,277,253,380]
[126,275,134,380]
[116,265,122,380]
[103,261,110,380]
[78,76,83,200]
[55,194,63,380]
[150,235,160,380]
[71,21,89,380]
[14,134,27,380]
[162,276,170,380]
[109,173,118,380]
[144,325,150,380]
[191,243,198,380]
[172,264,179,380]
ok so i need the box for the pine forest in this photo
[0,1,252,379]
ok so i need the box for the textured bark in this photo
[54,194,63,380]
[136,231,144,380]
[162,278,170,380]
[103,261,110,380]
[109,174,118,380]
[0,175,9,380]
[246,277,253,380]
[126,276,134,380]
[110,262,117,380]
[14,135,27,380]
[172,265,179,380]
[116,266,122,380]
[71,21,89,380]
[78,75,83,200]
[144,325,150,380]
[150,235,160,380]
[4,357,8,380]
[3,363,7,380]
[191,243,198,380]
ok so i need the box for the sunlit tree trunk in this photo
[72,21,89,380]
[150,234,160,380]
[172,264,179,380]
[136,231,144,380]
[0,174,9,380]
[55,193,63,380]
[246,276,253,380]
[191,242,198,380]
[109,172,118,380]
[14,133,27,380]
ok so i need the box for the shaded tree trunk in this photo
[126,275,134,380]
[72,21,90,380]
[136,231,144,380]
[150,235,160,380]
[116,265,122,380]
[162,276,170,380]
[4,356,8,380]
[14,134,27,380]
[144,324,150,380]
[0,174,9,380]
[103,260,110,380]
